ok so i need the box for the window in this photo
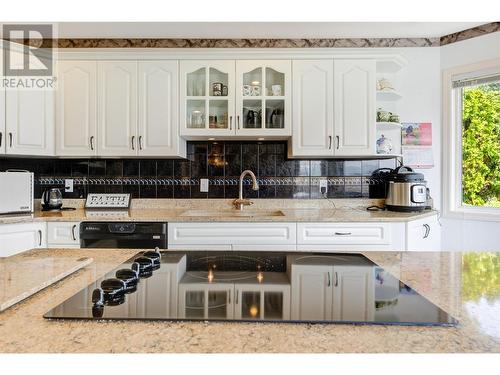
[444,60,500,220]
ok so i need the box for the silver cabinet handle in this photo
[328,135,332,149]
[235,290,239,304]
[131,136,135,150]
[9,132,13,148]
[336,135,340,150]
[0,132,2,148]
[72,224,77,241]
[229,116,233,130]
[90,136,94,151]
[237,115,240,130]
[334,232,352,236]
[228,290,231,304]
[423,224,430,239]
[38,230,42,247]
[138,136,143,150]
[334,272,338,287]
[327,272,331,287]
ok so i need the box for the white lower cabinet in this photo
[0,222,46,257]
[332,265,375,321]
[290,264,332,320]
[296,222,405,251]
[291,262,375,321]
[178,280,235,319]
[405,215,441,251]
[46,221,80,248]
[178,272,290,320]
[168,222,296,250]
[234,276,290,320]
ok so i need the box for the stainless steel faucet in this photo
[233,170,259,210]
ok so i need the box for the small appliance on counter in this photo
[385,166,428,212]
[0,170,34,215]
[41,188,76,211]
[85,193,131,210]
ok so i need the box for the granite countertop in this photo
[0,248,498,353]
[0,199,438,224]
[0,253,93,312]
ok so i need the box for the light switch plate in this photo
[200,178,209,192]
[64,179,74,193]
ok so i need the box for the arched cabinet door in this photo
[138,61,185,157]
[291,60,334,157]
[180,60,236,138]
[236,60,291,137]
[97,61,137,157]
[334,59,376,156]
[56,61,97,156]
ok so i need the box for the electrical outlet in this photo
[64,179,74,193]
[319,179,328,196]
[200,178,209,192]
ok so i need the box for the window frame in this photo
[442,58,500,221]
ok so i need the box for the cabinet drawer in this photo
[169,222,296,246]
[297,223,391,245]
[47,222,80,248]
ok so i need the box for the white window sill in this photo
[442,207,500,222]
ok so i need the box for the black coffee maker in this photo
[369,168,393,198]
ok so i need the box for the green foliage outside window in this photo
[462,252,500,302]
[462,83,500,207]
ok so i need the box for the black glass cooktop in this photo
[44,251,457,326]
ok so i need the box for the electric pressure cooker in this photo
[385,166,428,212]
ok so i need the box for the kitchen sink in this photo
[179,209,285,218]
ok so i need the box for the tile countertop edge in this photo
[0,209,439,224]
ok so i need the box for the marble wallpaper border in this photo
[440,22,500,46]
[5,22,498,49]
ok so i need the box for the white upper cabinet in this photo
[291,60,334,157]
[0,85,5,155]
[180,60,235,138]
[332,265,375,321]
[138,61,185,157]
[97,61,137,156]
[236,60,291,137]
[5,89,55,156]
[333,59,376,156]
[56,61,97,156]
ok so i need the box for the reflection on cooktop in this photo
[44,251,457,326]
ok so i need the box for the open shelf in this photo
[376,121,402,130]
[376,56,408,74]
[376,90,403,101]
[375,153,403,158]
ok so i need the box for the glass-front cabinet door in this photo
[178,283,235,319]
[234,284,290,320]
[180,61,236,137]
[235,60,291,137]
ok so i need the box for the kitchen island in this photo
[0,248,498,353]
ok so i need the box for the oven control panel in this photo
[85,193,131,209]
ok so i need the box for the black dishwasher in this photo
[80,222,168,249]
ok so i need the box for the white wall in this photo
[394,48,442,210]
[440,31,500,251]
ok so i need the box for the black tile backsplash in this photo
[0,141,397,199]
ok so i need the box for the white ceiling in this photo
[47,22,486,39]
